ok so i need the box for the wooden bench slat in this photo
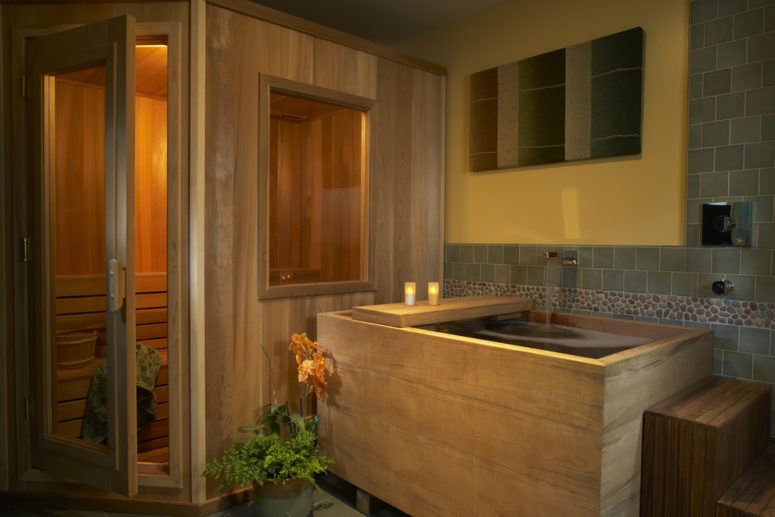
[138,436,169,453]
[56,273,166,297]
[57,378,92,402]
[138,338,168,351]
[54,419,82,438]
[57,388,168,420]
[137,419,168,441]
[137,308,167,325]
[57,399,87,421]
[55,405,169,440]
[56,308,167,333]
[56,292,168,315]
[138,446,169,462]
[136,322,167,341]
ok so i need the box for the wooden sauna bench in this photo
[54,273,170,459]
[317,295,714,517]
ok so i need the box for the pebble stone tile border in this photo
[444,279,775,329]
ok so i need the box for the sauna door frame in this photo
[134,21,187,491]
[13,17,188,495]
[23,15,138,496]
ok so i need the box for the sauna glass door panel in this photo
[26,15,138,495]
[51,63,109,445]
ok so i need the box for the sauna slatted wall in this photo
[54,273,169,455]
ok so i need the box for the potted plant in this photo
[203,333,333,517]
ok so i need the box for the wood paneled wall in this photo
[204,3,444,495]
[135,94,168,274]
[54,79,106,275]
[54,79,167,275]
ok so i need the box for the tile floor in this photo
[1,491,363,517]
[0,475,409,517]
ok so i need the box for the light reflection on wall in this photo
[561,188,580,240]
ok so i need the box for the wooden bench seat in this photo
[54,273,169,455]
[641,375,771,517]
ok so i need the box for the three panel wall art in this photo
[469,27,644,171]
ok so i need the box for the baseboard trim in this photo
[0,486,253,516]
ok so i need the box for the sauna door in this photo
[25,15,138,495]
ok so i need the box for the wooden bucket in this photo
[56,330,97,369]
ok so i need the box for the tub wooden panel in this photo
[318,309,713,517]
[599,329,713,515]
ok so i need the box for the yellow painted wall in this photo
[398,0,689,245]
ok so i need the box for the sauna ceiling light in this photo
[136,44,168,48]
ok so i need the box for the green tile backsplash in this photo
[614,247,636,269]
[446,243,772,304]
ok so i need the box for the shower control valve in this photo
[711,278,734,298]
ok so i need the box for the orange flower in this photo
[297,359,314,382]
[289,333,328,399]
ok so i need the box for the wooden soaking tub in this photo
[317,296,713,517]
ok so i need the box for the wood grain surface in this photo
[4,0,190,501]
[53,273,170,457]
[717,444,775,517]
[642,376,771,517]
[203,4,444,502]
[53,78,167,276]
[0,0,442,506]
[352,295,533,327]
[318,310,712,517]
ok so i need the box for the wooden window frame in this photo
[257,75,375,300]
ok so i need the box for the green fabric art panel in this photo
[469,27,643,171]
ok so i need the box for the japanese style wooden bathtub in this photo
[317,296,713,516]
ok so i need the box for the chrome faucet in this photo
[544,251,577,265]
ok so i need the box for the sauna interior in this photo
[2,0,775,516]
[268,91,366,287]
[53,42,171,470]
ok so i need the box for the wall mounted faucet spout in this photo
[544,251,578,265]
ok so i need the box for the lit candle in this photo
[404,282,416,306]
[428,282,440,305]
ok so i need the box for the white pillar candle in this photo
[428,282,440,305]
[404,282,416,306]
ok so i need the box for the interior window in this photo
[268,92,366,287]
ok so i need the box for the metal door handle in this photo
[108,258,125,312]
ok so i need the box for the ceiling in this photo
[249,0,504,45]
[58,46,168,98]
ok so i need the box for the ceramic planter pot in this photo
[253,478,313,517]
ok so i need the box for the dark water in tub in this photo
[417,317,651,359]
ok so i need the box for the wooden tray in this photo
[351,295,533,328]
